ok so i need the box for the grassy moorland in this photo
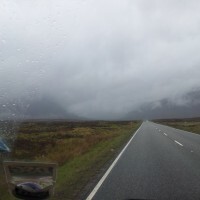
[0,120,140,200]
[154,117,200,134]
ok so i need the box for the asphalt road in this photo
[86,121,200,200]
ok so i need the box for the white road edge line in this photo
[174,140,183,146]
[164,133,167,136]
[86,124,142,200]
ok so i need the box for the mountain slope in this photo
[124,90,200,120]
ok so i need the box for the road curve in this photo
[86,121,200,200]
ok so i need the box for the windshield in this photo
[0,1,200,200]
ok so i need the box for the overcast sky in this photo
[0,0,200,119]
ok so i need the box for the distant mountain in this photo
[0,96,82,120]
[24,97,80,120]
[124,90,200,120]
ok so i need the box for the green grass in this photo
[0,120,141,200]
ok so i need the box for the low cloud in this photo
[0,0,200,119]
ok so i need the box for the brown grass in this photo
[154,118,200,134]
[10,121,137,165]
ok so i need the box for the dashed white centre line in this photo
[174,140,183,146]
[164,133,167,136]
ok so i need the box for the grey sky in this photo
[0,0,200,119]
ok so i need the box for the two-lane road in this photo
[86,121,200,200]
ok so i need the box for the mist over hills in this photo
[0,90,199,121]
[21,90,200,120]
[124,90,200,120]
[24,97,81,120]
[0,97,82,121]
